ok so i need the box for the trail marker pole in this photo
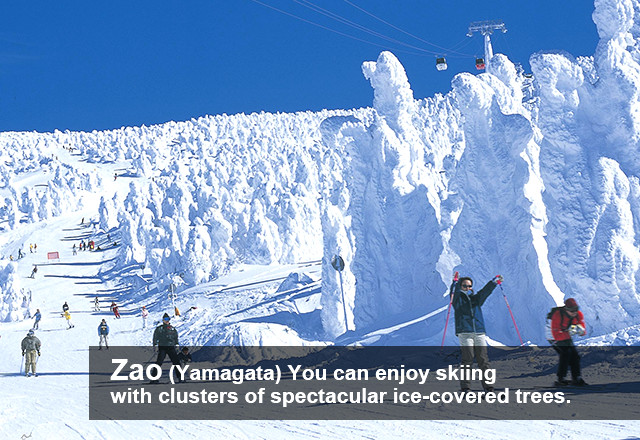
[331,255,348,333]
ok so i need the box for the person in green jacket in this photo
[21,329,41,377]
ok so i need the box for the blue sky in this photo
[0,1,597,132]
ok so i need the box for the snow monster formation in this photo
[320,0,640,343]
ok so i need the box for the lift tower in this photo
[467,20,507,71]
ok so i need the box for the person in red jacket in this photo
[550,298,587,386]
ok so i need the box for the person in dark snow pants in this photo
[450,273,502,392]
[549,298,587,386]
[98,319,109,350]
[152,313,180,382]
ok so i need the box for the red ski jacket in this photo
[551,308,586,341]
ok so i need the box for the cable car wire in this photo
[290,0,452,56]
[247,0,434,57]
[341,0,474,57]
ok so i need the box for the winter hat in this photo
[28,329,34,336]
[564,298,579,311]
[163,313,171,321]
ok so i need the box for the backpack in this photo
[545,307,564,343]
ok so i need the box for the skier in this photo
[151,313,180,382]
[450,273,503,392]
[72,244,77,256]
[141,306,149,329]
[21,329,41,377]
[177,346,192,366]
[110,302,121,319]
[18,248,23,259]
[98,319,109,350]
[62,302,69,313]
[62,310,75,329]
[30,265,38,279]
[30,244,33,253]
[94,296,101,312]
[33,309,41,330]
[549,298,587,386]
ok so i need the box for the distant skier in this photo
[450,272,503,392]
[30,265,38,279]
[62,310,75,329]
[98,319,109,350]
[21,329,41,377]
[178,346,192,366]
[62,302,69,313]
[72,244,77,256]
[18,248,24,259]
[110,302,121,319]
[33,243,37,253]
[29,244,33,253]
[141,306,149,329]
[94,296,101,312]
[33,309,41,330]
[152,313,180,382]
[549,298,587,386]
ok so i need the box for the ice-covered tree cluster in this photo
[3,0,640,343]
[319,0,640,343]
[94,110,371,291]
[0,261,29,322]
[0,133,101,229]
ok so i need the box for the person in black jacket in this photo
[152,313,180,381]
[450,273,502,392]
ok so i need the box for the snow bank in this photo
[0,261,30,322]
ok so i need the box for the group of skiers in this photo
[22,298,184,377]
[75,240,95,252]
[448,272,588,391]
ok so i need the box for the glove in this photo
[569,325,586,337]
[37,352,41,356]
[453,271,459,282]
[493,275,503,285]
[22,351,25,356]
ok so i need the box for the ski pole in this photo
[499,284,523,345]
[440,272,458,351]
[440,295,453,351]
[20,354,24,375]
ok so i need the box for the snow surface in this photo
[3,0,640,438]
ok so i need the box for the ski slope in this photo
[0,118,636,440]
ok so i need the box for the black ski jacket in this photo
[153,323,179,347]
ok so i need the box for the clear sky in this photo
[0,0,598,132]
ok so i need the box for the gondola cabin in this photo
[475,57,486,70]
[436,57,448,71]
